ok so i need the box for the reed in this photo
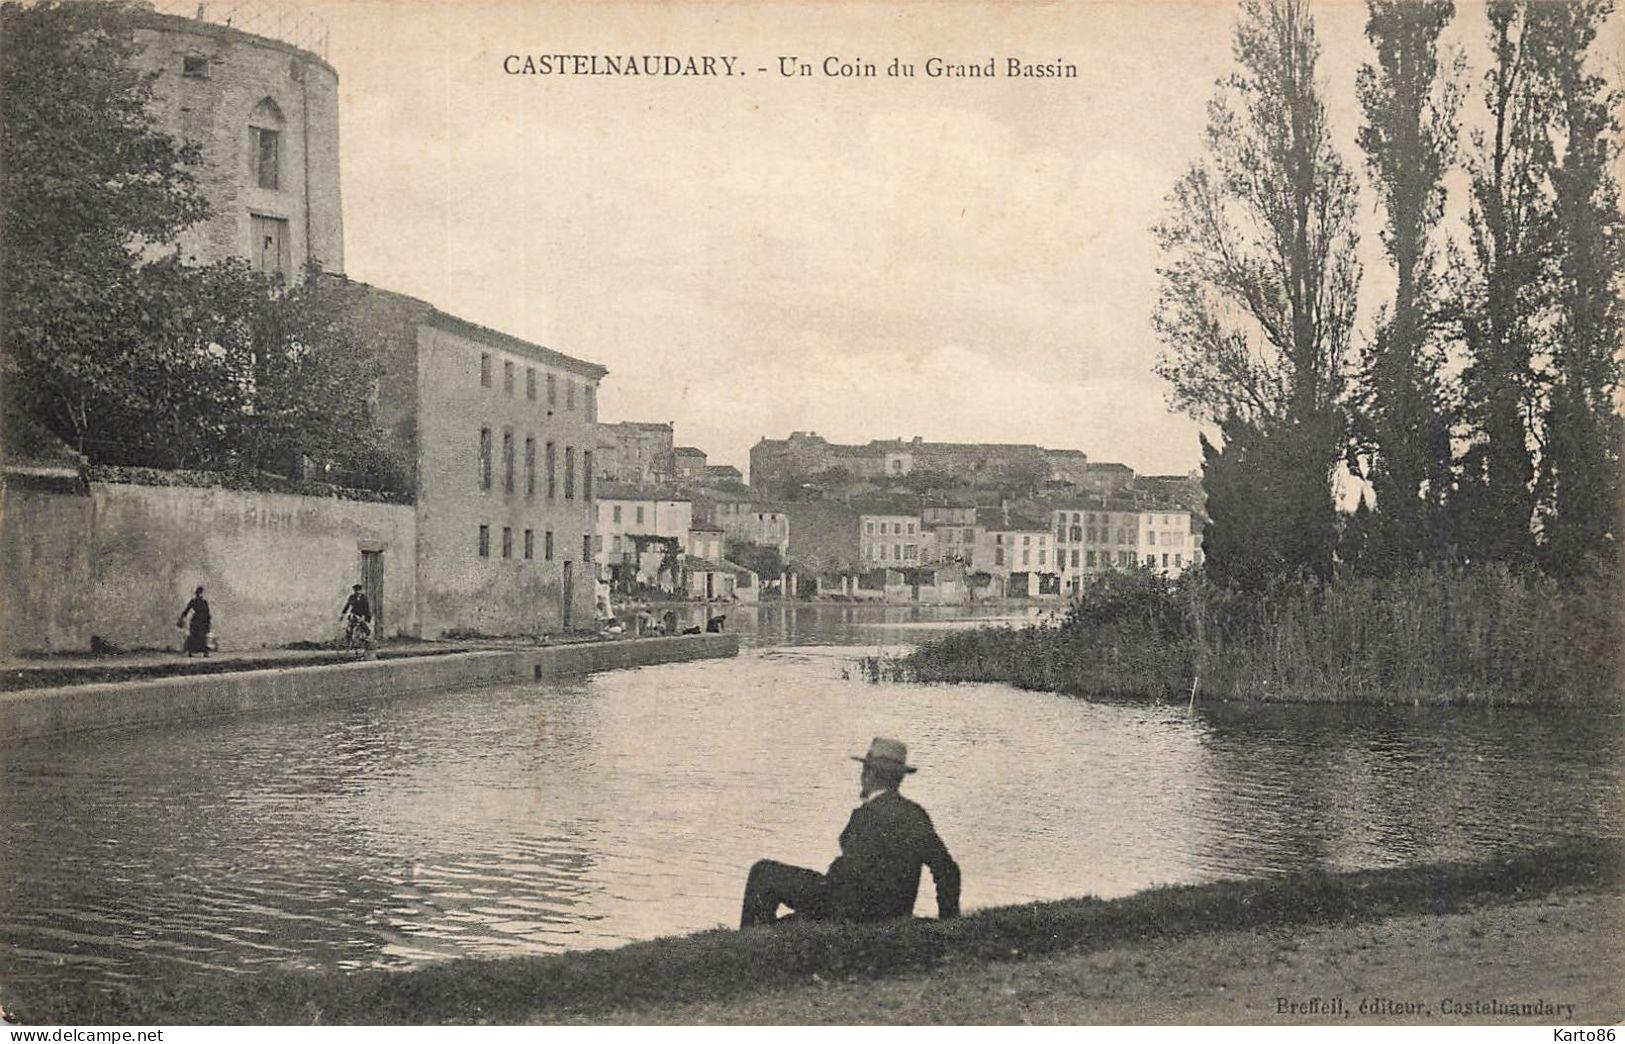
[892,565,1621,706]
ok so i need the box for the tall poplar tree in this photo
[1154,0,1360,586]
[1354,0,1459,572]
[1452,0,1559,565]
[1536,0,1623,577]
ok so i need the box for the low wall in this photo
[0,633,739,742]
[0,481,416,654]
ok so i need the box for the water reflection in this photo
[1,604,1619,1004]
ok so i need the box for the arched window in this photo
[248,98,285,190]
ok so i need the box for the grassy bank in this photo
[874,566,1621,706]
[9,840,1620,1025]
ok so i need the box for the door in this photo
[251,214,290,280]
[361,550,384,637]
[562,561,574,630]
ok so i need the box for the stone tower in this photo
[128,3,344,279]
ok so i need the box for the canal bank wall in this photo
[0,633,738,742]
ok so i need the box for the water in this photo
[1,604,1620,1001]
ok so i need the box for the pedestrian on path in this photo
[177,586,211,657]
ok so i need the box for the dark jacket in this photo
[826,790,960,921]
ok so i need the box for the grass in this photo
[879,566,1623,706]
[9,839,1620,1025]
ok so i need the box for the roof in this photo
[337,277,607,379]
[975,507,1048,532]
[1084,461,1135,473]
[685,556,729,572]
[674,446,707,457]
[603,420,674,432]
[596,481,690,502]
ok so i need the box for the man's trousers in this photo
[740,859,832,928]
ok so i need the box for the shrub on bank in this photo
[886,565,1621,706]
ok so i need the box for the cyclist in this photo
[341,584,373,652]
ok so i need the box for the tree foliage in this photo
[1353,0,1460,572]
[1155,0,1359,584]
[1,1,402,491]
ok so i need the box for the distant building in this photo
[673,446,708,480]
[593,482,692,592]
[750,432,1093,495]
[701,463,744,485]
[972,507,1054,597]
[1046,500,1197,592]
[597,421,675,485]
[355,282,605,636]
[859,508,925,569]
[1079,461,1136,494]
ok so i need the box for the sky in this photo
[279,0,1616,477]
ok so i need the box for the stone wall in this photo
[0,481,413,654]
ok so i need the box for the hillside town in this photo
[593,424,1203,608]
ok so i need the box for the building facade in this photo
[358,284,605,636]
[596,421,675,485]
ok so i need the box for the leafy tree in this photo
[1200,416,1336,591]
[1535,0,1623,577]
[1154,0,1360,584]
[1354,0,1460,572]
[2,0,212,457]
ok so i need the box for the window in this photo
[585,384,596,421]
[1146,554,1156,566]
[636,506,645,525]
[253,127,279,189]
[1071,549,1080,567]
[545,530,554,561]
[526,367,536,400]
[564,447,575,499]
[892,543,902,560]
[525,437,536,496]
[477,428,492,490]
[1070,526,1082,541]
[1038,550,1046,566]
[613,505,622,523]
[995,547,1005,566]
[1175,554,1183,566]
[1056,525,1066,543]
[1162,553,1170,567]
[865,522,875,535]
[583,452,593,499]
[963,528,974,543]
[904,544,917,560]
[566,380,575,410]
[583,535,592,563]
[478,525,490,557]
[545,441,556,498]
[1022,550,1031,566]
[183,55,208,77]
[481,353,492,388]
[1148,531,1157,545]
[502,430,514,493]
[1023,535,1031,546]
[1086,551,1096,567]
[907,523,915,535]
[547,374,557,406]
[502,527,513,558]
[504,361,515,395]
[524,529,534,559]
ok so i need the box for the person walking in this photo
[740,737,960,928]
[177,586,211,657]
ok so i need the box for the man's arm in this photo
[920,813,960,919]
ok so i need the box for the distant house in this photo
[597,421,675,485]
[593,482,693,592]
[972,507,1054,597]
[673,446,708,480]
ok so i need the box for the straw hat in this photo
[852,736,917,774]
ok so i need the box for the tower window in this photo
[253,127,279,189]
[183,55,208,78]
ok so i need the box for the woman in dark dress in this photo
[177,586,211,657]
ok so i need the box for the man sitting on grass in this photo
[740,737,960,928]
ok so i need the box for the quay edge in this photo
[0,633,739,743]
